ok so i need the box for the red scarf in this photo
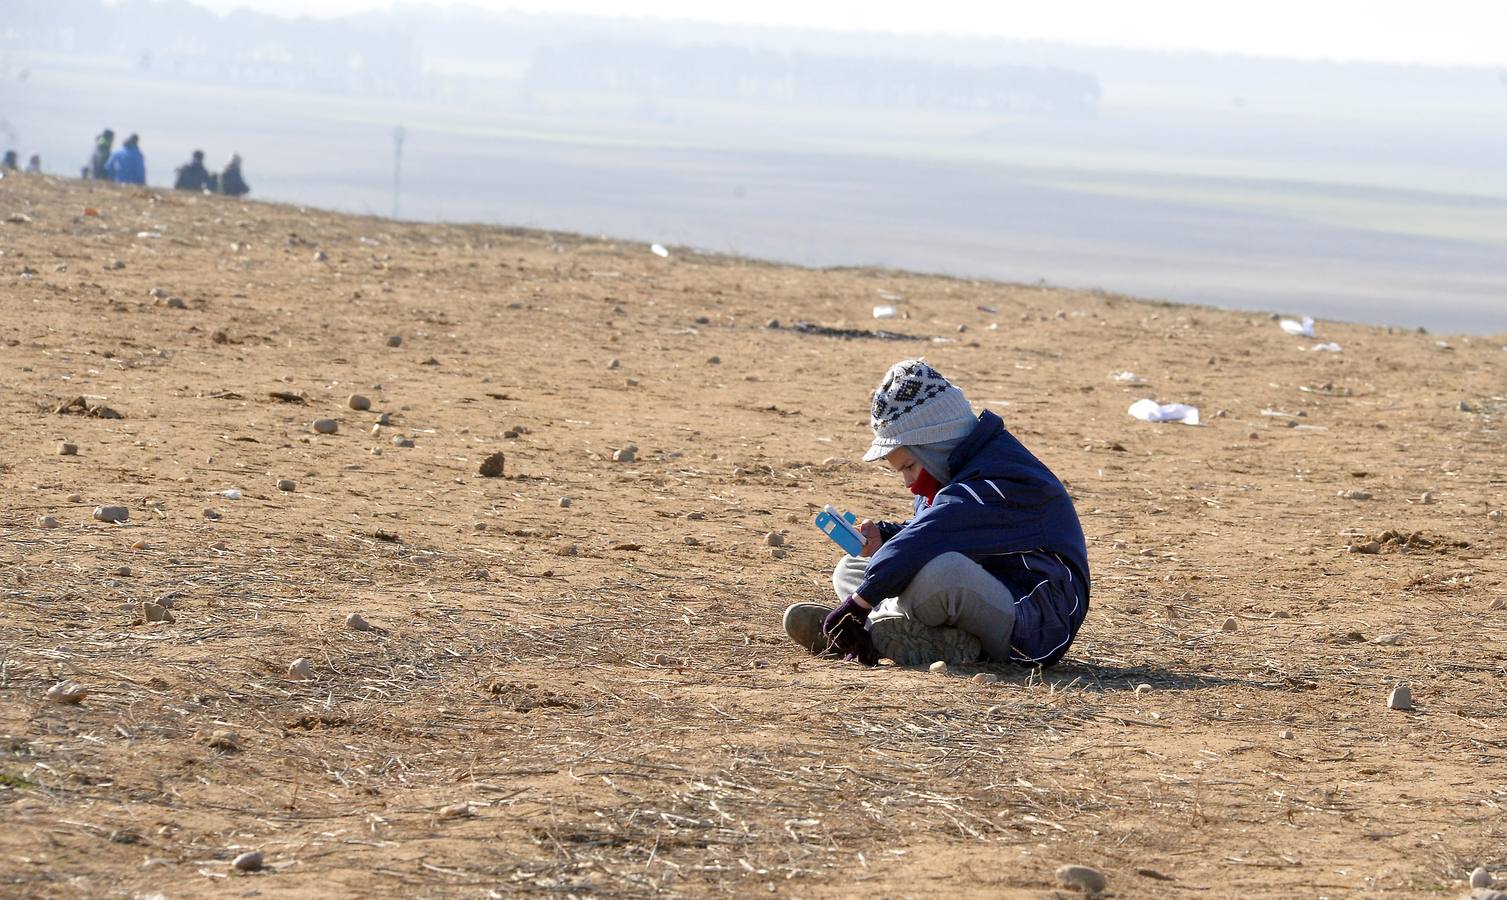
[908,469,942,506]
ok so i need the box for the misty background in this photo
[3,0,1506,332]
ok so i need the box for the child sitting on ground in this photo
[784,359,1090,667]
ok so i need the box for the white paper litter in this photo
[1280,316,1315,337]
[1309,342,1342,352]
[1113,371,1146,384]
[650,243,669,258]
[873,305,896,319]
[1128,399,1200,425]
[220,489,242,500]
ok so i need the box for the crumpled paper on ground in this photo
[1128,398,1200,425]
[1280,316,1315,337]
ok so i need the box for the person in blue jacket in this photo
[783,359,1090,667]
[105,133,146,185]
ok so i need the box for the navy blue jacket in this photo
[857,410,1090,666]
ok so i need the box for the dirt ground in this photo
[1,173,1505,899]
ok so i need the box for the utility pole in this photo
[392,125,406,219]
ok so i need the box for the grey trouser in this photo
[832,552,1017,661]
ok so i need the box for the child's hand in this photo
[857,520,882,557]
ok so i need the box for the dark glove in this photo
[823,596,878,666]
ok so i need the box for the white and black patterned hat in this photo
[863,359,977,462]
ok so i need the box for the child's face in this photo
[884,447,924,488]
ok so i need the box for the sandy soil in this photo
[1,173,1505,898]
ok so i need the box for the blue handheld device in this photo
[815,505,865,556]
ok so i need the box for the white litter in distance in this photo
[1280,316,1316,337]
[1128,399,1200,425]
[220,489,242,500]
[650,243,669,258]
[1308,342,1342,352]
[873,305,897,319]
[1113,371,1146,384]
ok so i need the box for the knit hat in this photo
[863,359,977,463]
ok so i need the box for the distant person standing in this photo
[105,133,146,185]
[174,149,212,191]
[1,150,16,170]
[219,153,250,197]
[25,154,42,173]
[86,128,114,179]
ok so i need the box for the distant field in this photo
[8,57,1505,333]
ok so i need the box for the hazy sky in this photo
[180,0,1507,67]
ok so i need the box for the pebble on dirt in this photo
[203,508,221,519]
[479,452,506,478]
[1387,683,1414,710]
[58,441,78,455]
[348,394,371,411]
[140,602,174,624]
[312,418,338,435]
[47,681,88,704]
[929,661,950,675]
[765,531,785,547]
[1055,864,1107,894]
[392,436,415,448]
[614,445,637,463]
[972,672,1000,684]
[276,479,296,492]
[93,505,129,523]
[287,658,313,680]
[1222,616,1239,632]
[1470,867,1493,889]
[231,850,264,872]
[208,730,241,752]
[558,497,572,508]
[346,612,371,631]
[386,334,402,347]
[438,802,474,819]
[1336,489,1373,500]
[39,515,59,529]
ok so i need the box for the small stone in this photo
[613,445,637,463]
[478,452,506,478]
[67,493,82,503]
[1490,598,1506,611]
[765,532,785,547]
[556,543,579,557]
[765,319,780,329]
[276,478,296,492]
[39,515,59,529]
[140,602,174,624]
[1490,510,1504,521]
[607,358,620,369]
[558,497,572,508]
[210,541,227,551]
[1055,864,1107,894]
[707,355,720,365]
[149,287,167,299]
[971,672,999,684]
[377,411,391,426]
[1221,616,1239,632]
[231,850,263,872]
[624,378,639,387]
[438,802,473,819]
[392,436,415,448]
[473,521,486,531]
[1348,540,1382,554]
[1387,683,1413,710]
[768,548,787,559]
[957,324,967,333]
[203,508,221,520]
[113,566,132,577]
[93,505,129,523]
[1134,683,1152,696]
[312,249,328,262]
[166,296,187,309]
[385,334,402,347]
[1470,867,1493,889]
[46,681,87,705]
[1279,729,1295,739]
[348,394,371,411]
[928,661,949,675]
[131,539,148,551]
[312,418,338,435]
[345,612,371,631]
[1419,491,1435,504]
[1336,489,1373,500]
[208,730,241,752]
[57,441,78,456]
[1459,399,1475,412]
[287,658,313,680]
